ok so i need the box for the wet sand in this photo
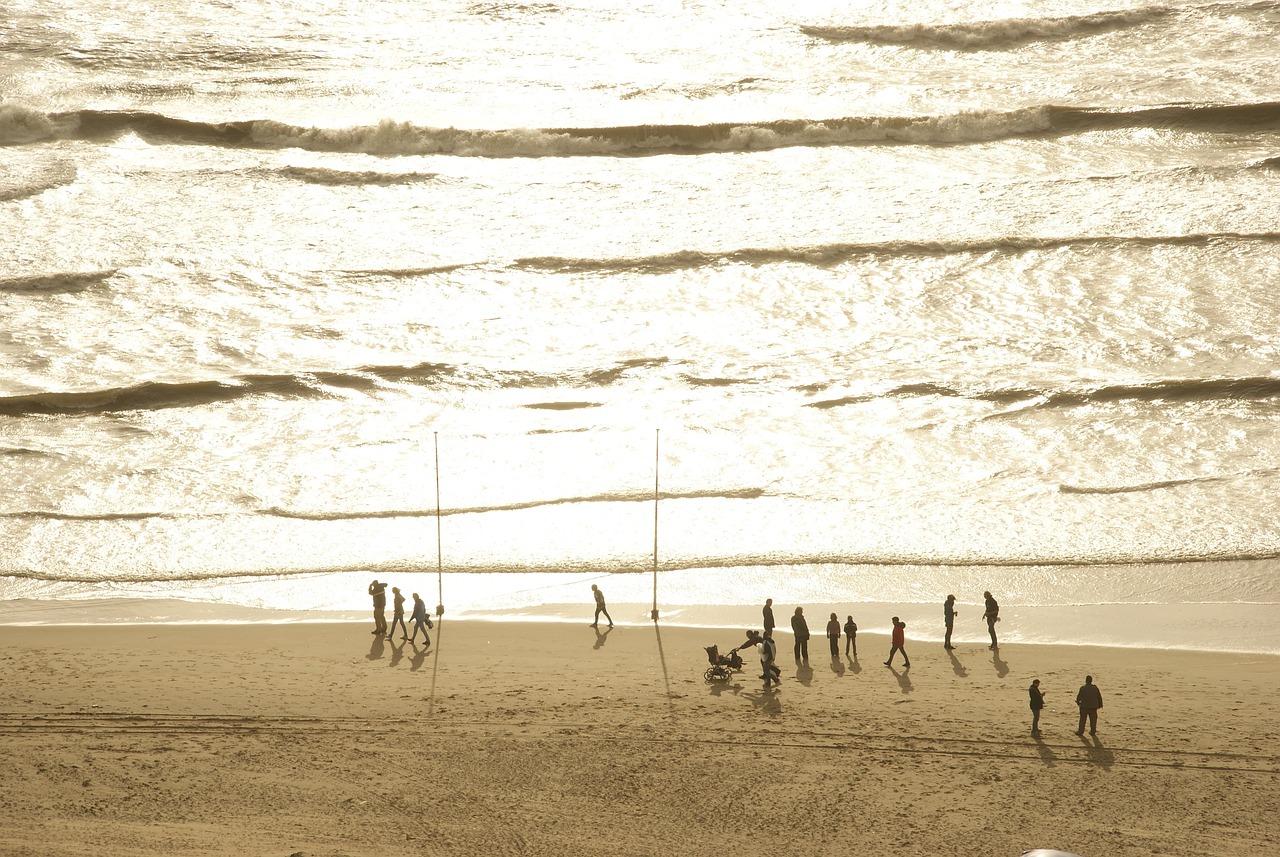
[0,620,1276,856]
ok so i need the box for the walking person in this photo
[763,598,775,635]
[843,615,857,658]
[387,586,409,640]
[826,612,841,658]
[367,579,388,636]
[884,616,910,668]
[1029,678,1046,735]
[590,584,613,628]
[759,630,780,686]
[944,594,958,649]
[982,591,1000,649]
[790,607,810,664]
[408,592,433,646]
[1075,675,1104,735]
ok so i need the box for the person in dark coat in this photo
[982,591,1000,649]
[763,598,775,634]
[409,592,433,646]
[367,579,388,636]
[825,613,841,658]
[944,594,958,649]
[1075,675,1103,735]
[790,607,810,664]
[590,584,613,629]
[1029,678,1046,735]
[843,615,857,658]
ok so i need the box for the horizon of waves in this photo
[4,101,1280,157]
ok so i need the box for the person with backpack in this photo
[409,592,434,646]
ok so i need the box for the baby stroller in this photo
[703,644,745,683]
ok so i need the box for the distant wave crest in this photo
[1059,468,1279,495]
[269,166,442,185]
[0,270,115,294]
[7,101,1280,158]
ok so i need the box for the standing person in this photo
[387,587,408,640]
[843,615,857,658]
[1075,675,1104,736]
[825,612,841,658]
[408,592,433,646]
[1029,678,1046,735]
[367,579,388,636]
[759,630,780,686]
[943,594,958,649]
[982,591,1000,649]
[884,616,910,667]
[763,598,775,635]
[590,584,613,629]
[790,607,810,664]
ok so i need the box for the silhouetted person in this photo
[387,586,408,640]
[825,612,841,658]
[763,598,775,635]
[884,616,910,668]
[944,594,958,649]
[982,590,1000,649]
[1029,678,1046,735]
[590,584,613,628]
[409,592,433,646]
[791,607,810,664]
[368,579,388,636]
[843,615,857,658]
[759,630,780,686]
[1075,675,1103,735]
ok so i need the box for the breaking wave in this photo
[0,270,115,294]
[269,166,442,185]
[6,100,1280,157]
[0,163,77,201]
[1059,468,1279,495]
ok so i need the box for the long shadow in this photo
[592,625,614,650]
[830,656,845,677]
[886,663,913,694]
[991,647,1009,678]
[1081,733,1115,770]
[707,680,742,698]
[947,648,968,678]
[794,662,814,687]
[409,642,429,672]
[741,687,782,717]
[427,619,444,716]
[1033,733,1057,767]
[653,620,675,708]
[366,634,386,661]
[846,654,862,675]
[388,639,406,668]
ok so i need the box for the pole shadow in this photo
[653,620,676,707]
[427,619,444,716]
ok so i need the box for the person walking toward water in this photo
[409,592,433,646]
[590,584,613,628]
[982,591,1000,649]
[1075,675,1103,735]
[826,612,841,658]
[1029,678,1046,735]
[763,598,775,635]
[367,579,388,636]
[759,630,780,686]
[843,615,857,658]
[884,617,910,668]
[791,607,810,664]
[387,586,408,640]
[944,594,958,649]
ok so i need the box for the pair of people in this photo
[1027,676,1104,735]
[821,612,859,658]
[941,592,999,649]
[368,580,433,645]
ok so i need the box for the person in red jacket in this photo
[884,616,910,668]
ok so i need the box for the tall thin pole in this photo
[434,431,444,616]
[651,428,659,622]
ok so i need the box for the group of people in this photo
[367,579,435,646]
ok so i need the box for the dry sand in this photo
[0,620,1276,857]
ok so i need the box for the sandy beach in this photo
[0,620,1276,857]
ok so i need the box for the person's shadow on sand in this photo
[388,639,406,668]
[1080,733,1114,770]
[1033,733,1057,767]
[947,648,968,678]
[366,635,386,661]
[794,662,814,687]
[743,688,782,717]
[708,681,743,698]
[592,625,614,650]
[830,656,845,677]
[991,647,1009,678]
[409,642,429,672]
[886,663,913,694]
[846,654,862,675]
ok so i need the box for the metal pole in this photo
[434,431,444,617]
[651,428,659,622]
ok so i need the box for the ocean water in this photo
[2,0,1279,651]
